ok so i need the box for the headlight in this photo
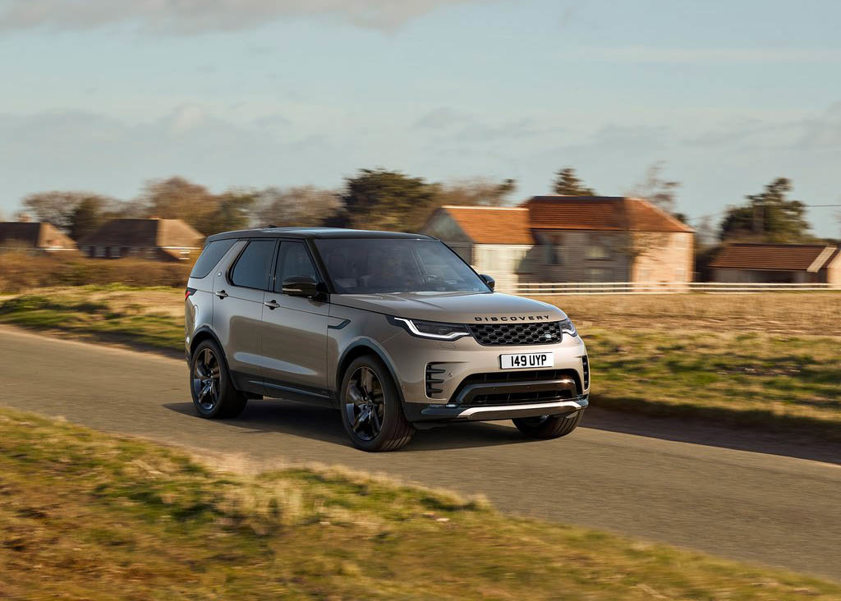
[389,317,470,341]
[559,318,577,337]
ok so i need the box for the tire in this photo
[339,355,414,452]
[513,409,584,440]
[190,339,248,419]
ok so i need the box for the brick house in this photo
[422,196,694,290]
[0,221,76,253]
[709,243,841,285]
[78,218,204,261]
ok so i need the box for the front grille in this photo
[451,369,582,406]
[468,321,562,346]
[471,389,573,406]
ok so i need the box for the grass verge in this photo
[0,287,838,438]
[1,407,839,600]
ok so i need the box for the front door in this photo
[261,240,330,397]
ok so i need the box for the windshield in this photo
[314,238,490,294]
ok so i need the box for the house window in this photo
[110,247,121,259]
[586,245,610,260]
[95,246,106,258]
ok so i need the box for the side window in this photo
[275,241,318,291]
[230,240,276,290]
[190,239,236,279]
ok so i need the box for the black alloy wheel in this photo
[190,339,248,419]
[192,346,221,413]
[339,355,414,452]
[344,366,385,442]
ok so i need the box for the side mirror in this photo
[282,276,321,299]
[480,274,495,291]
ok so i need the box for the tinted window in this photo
[190,239,235,279]
[274,241,318,291]
[314,238,489,294]
[230,240,275,290]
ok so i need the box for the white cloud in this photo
[0,0,483,33]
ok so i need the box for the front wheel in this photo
[190,340,248,419]
[513,409,584,439]
[339,356,414,452]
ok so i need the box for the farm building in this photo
[0,221,76,253]
[708,243,841,285]
[422,196,694,291]
[78,218,204,261]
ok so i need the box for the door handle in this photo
[216,290,229,299]
[264,299,280,310]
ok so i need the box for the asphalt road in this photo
[1,326,839,581]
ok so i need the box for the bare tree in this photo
[694,215,717,248]
[21,191,112,232]
[629,162,680,214]
[254,186,342,227]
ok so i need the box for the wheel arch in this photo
[336,339,406,406]
[189,326,223,361]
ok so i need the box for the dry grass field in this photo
[0,251,192,292]
[2,407,839,600]
[535,293,841,336]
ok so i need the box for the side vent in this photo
[581,356,590,389]
[425,363,447,397]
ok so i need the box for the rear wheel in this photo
[340,356,414,452]
[190,339,248,419]
[513,409,584,439]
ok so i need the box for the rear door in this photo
[261,240,330,397]
[213,238,277,391]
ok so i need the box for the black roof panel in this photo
[206,227,433,243]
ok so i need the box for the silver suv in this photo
[185,228,589,451]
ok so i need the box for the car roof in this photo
[206,227,436,243]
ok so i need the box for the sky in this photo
[1,0,840,237]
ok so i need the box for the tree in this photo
[141,177,216,224]
[437,178,517,207]
[69,196,106,240]
[254,186,342,227]
[195,190,257,235]
[719,178,811,243]
[21,191,85,231]
[340,169,441,232]
[139,177,256,235]
[21,191,116,234]
[630,162,679,214]
[552,168,596,196]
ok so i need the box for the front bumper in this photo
[405,394,589,423]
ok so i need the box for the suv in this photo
[185,228,589,451]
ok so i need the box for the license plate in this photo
[500,352,554,370]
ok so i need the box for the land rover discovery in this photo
[185,228,589,451]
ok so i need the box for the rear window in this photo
[190,239,236,279]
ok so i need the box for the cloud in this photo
[0,0,482,33]
[583,45,841,65]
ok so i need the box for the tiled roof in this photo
[0,222,76,249]
[709,243,839,272]
[78,218,204,248]
[526,196,694,233]
[436,206,533,244]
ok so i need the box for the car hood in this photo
[332,291,566,324]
